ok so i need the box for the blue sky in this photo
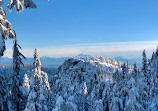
[4,0,158,57]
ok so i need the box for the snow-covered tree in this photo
[25,48,48,111]
[142,50,148,77]
[66,101,78,111]
[22,46,158,110]
[23,73,30,90]
[124,77,144,111]
[132,63,138,78]
[7,0,36,12]
[110,96,120,111]
[121,63,129,80]
[36,83,48,111]
[24,73,37,111]
[99,56,105,62]
[11,38,27,111]
[32,48,45,110]
[0,66,12,111]
[95,100,103,111]
[102,81,113,111]
[147,47,158,110]
[0,67,6,110]
[0,8,15,56]
[53,96,66,111]
[42,71,52,110]
[33,48,42,82]
[111,63,129,110]
[112,69,120,82]
[141,50,151,105]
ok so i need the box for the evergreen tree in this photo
[148,47,158,110]
[33,48,42,83]
[0,8,15,56]
[141,50,151,102]
[142,50,148,76]
[0,67,6,110]
[102,81,113,111]
[0,66,12,111]
[124,77,144,111]
[99,56,105,62]
[36,83,48,111]
[110,96,120,111]
[53,96,66,111]
[32,48,44,110]
[119,63,129,109]
[23,73,30,90]
[25,48,48,111]
[121,63,127,80]
[11,38,27,111]
[42,71,52,111]
[0,0,39,53]
[24,73,37,111]
[95,99,103,111]
[112,69,120,82]
[66,100,78,111]
[0,0,38,56]
[132,63,138,78]
[156,46,158,57]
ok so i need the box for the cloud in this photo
[3,41,158,58]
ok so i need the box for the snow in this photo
[2,47,158,110]
[70,86,74,91]
[23,73,30,90]
[95,99,103,111]
[40,92,45,101]
[52,96,64,111]
[56,96,64,105]
[19,86,27,96]
[68,96,74,102]
[83,82,88,95]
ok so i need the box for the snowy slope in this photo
[57,57,126,81]
[50,57,132,110]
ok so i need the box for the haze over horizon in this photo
[3,40,158,59]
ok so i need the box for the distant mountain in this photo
[0,54,95,79]
[0,57,12,64]
[114,56,142,68]
[0,54,92,67]
[0,57,69,68]
[1,64,58,79]
[76,54,93,58]
[0,54,142,68]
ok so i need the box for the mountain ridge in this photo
[0,54,142,68]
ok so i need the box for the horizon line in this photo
[3,40,158,58]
